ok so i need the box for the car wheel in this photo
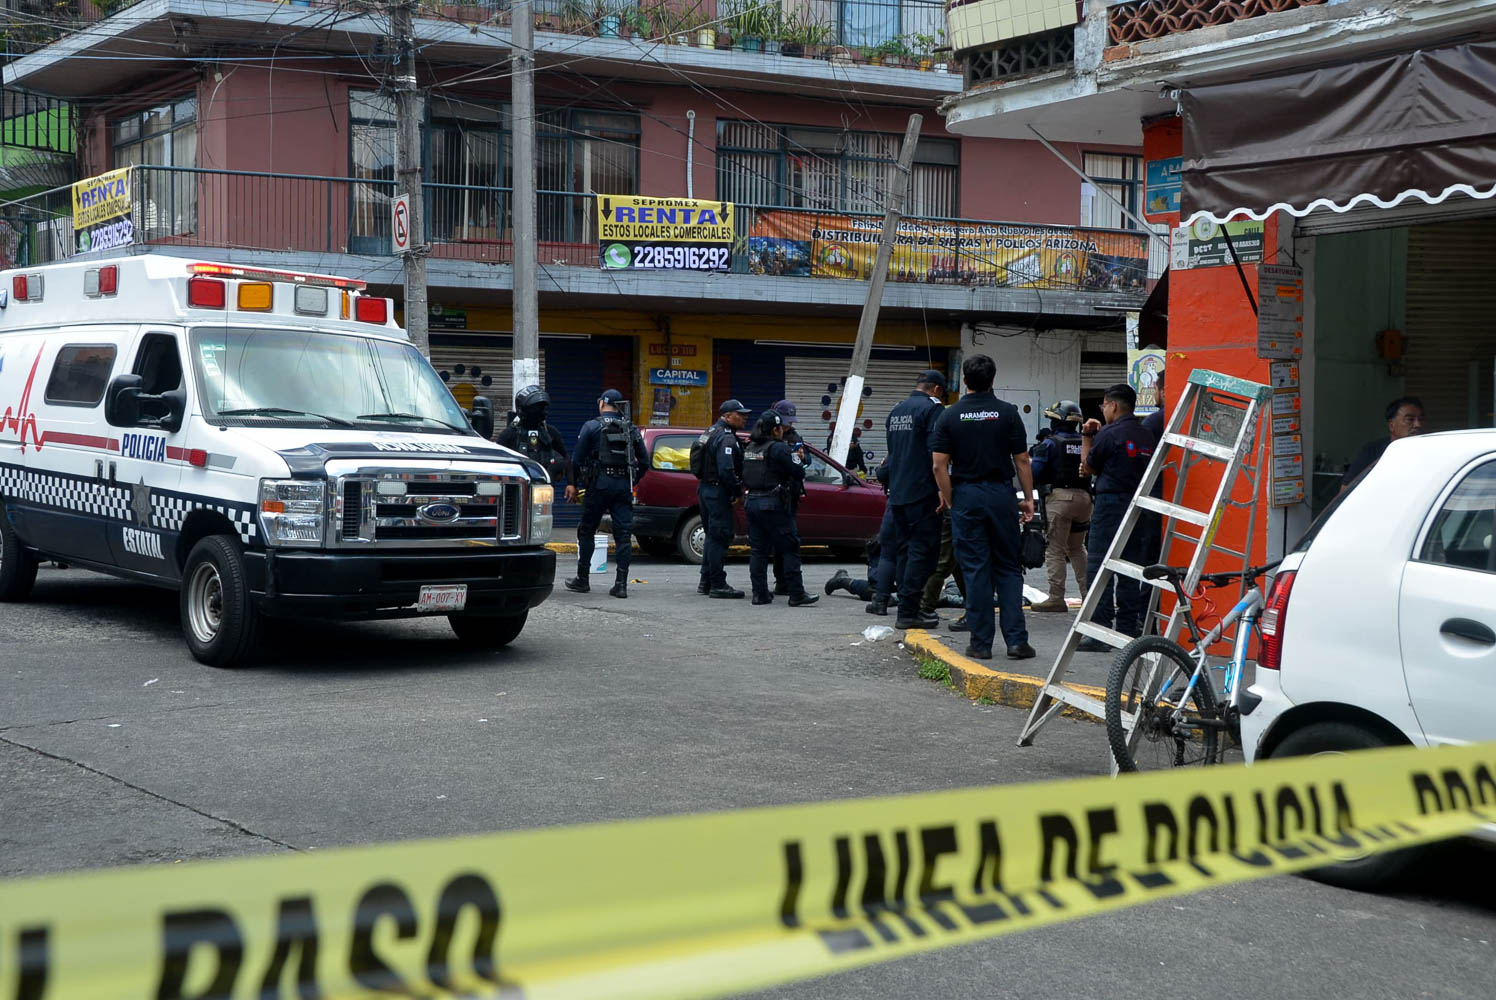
[676,513,705,565]
[181,535,261,668]
[449,611,527,648]
[0,504,39,602]
[1270,721,1422,891]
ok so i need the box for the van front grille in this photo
[341,480,363,539]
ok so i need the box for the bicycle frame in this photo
[1158,584,1265,721]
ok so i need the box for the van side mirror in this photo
[469,396,495,439]
[156,388,186,434]
[105,374,144,427]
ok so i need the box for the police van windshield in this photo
[191,327,469,433]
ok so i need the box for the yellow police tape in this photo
[2,743,1493,1000]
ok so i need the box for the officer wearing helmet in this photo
[1028,400,1091,613]
[743,410,818,606]
[497,384,571,490]
[564,389,647,599]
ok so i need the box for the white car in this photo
[1243,429,1496,888]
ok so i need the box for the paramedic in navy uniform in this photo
[931,355,1037,661]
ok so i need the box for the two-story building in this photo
[944,0,1496,556]
[3,0,1154,517]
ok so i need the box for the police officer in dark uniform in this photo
[497,384,571,490]
[1029,399,1091,613]
[824,458,900,612]
[769,400,806,596]
[884,369,947,630]
[564,389,647,599]
[931,355,1036,661]
[1077,383,1156,650]
[743,410,819,607]
[695,399,752,599]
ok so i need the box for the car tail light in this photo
[1259,570,1296,671]
[354,296,388,324]
[188,276,226,308]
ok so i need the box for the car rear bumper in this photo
[246,547,555,619]
[1239,670,1294,765]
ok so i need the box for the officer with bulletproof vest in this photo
[693,399,753,599]
[884,369,947,630]
[1077,383,1156,650]
[769,400,807,595]
[743,410,819,607]
[564,389,647,599]
[497,385,571,489]
[1028,400,1091,613]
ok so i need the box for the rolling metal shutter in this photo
[1405,218,1496,431]
[429,337,547,422]
[785,355,938,465]
[1080,330,1126,390]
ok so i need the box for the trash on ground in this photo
[862,625,896,641]
[143,678,159,687]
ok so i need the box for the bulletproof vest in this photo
[596,417,632,468]
[691,424,725,481]
[508,419,565,481]
[1051,431,1087,488]
[741,440,784,491]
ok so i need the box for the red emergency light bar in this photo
[188,262,367,291]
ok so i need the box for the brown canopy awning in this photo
[1180,39,1496,225]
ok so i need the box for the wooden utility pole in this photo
[828,114,922,468]
[510,0,541,406]
[392,0,429,355]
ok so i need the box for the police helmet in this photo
[516,384,550,409]
[1043,399,1083,424]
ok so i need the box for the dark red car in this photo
[629,427,886,563]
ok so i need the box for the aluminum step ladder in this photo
[1017,369,1273,751]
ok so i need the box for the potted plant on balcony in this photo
[801,18,831,59]
[910,31,938,71]
[875,36,910,68]
[730,2,773,53]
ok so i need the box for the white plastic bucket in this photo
[590,534,609,574]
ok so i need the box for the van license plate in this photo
[417,584,467,613]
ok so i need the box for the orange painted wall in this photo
[1145,117,1274,575]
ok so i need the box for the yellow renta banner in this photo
[71,168,132,231]
[597,195,733,272]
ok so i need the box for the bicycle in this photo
[1104,562,1278,772]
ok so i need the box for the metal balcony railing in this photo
[0,165,1153,294]
[1107,0,1327,47]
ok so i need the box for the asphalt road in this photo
[1,554,1491,999]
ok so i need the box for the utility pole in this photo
[510,0,540,407]
[828,113,921,469]
[392,0,429,356]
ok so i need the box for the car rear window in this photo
[1418,460,1496,572]
[651,433,697,471]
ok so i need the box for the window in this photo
[114,98,197,238]
[526,108,639,245]
[351,90,398,253]
[1081,153,1142,231]
[650,433,698,471]
[1420,460,1496,572]
[777,0,943,49]
[717,121,958,217]
[45,344,116,406]
[801,450,840,485]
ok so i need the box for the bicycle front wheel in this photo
[1106,636,1220,772]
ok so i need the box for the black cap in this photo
[720,398,752,415]
[599,388,624,404]
[918,369,948,390]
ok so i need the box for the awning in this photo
[1180,40,1496,226]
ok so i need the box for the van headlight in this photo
[530,483,553,543]
[258,479,326,546]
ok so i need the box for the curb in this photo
[903,629,1105,722]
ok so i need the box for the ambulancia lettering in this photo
[120,432,167,462]
[371,440,471,454]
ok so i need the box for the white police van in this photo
[0,255,555,666]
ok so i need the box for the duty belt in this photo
[746,488,782,498]
[601,465,630,477]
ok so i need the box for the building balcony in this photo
[942,0,1490,144]
[2,165,1149,319]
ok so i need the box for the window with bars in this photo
[776,0,944,49]
[1080,152,1142,231]
[114,97,197,238]
[717,121,958,217]
[350,90,398,252]
[357,93,641,247]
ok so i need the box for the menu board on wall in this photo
[1268,362,1305,506]
[1258,265,1304,359]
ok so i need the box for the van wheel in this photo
[676,513,705,565]
[449,611,527,648]
[181,535,261,668]
[0,505,39,602]
[1270,721,1422,891]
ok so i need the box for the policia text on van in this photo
[0,256,556,667]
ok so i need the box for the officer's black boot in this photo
[773,581,790,596]
[564,576,590,593]
[824,569,851,596]
[788,591,820,607]
[709,585,745,600]
[751,591,774,605]
[865,594,889,616]
[609,576,628,599]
